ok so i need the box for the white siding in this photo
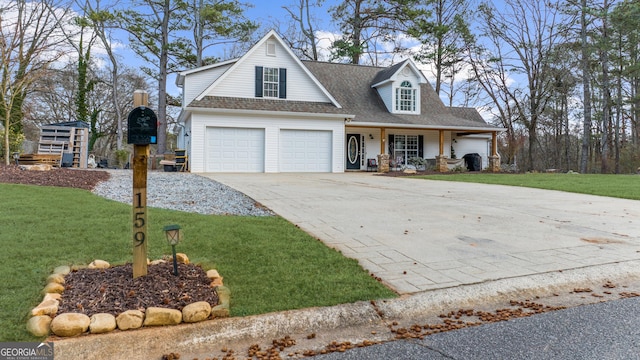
[376,84,393,113]
[206,36,332,103]
[183,64,232,106]
[189,112,344,173]
[453,135,491,169]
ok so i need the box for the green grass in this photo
[416,173,640,200]
[0,184,395,342]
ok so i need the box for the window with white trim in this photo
[255,66,287,99]
[393,134,419,165]
[395,81,416,112]
[263,67,279,98]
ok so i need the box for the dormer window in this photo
[396,81,416,112]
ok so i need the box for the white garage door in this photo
[280,130,332,172]
[206,127,264,172]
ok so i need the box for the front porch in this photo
[345,126,501,173]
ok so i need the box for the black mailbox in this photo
[127,106,158,145]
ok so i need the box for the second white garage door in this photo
[279,130,332,172]
[206,127,264,172]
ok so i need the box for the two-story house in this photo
[176,30,502,173]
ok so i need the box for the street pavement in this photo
[313,296,640,360]
[207,172,640,294]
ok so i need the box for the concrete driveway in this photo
[205,172,640,294]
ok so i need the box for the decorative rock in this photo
[90,313,117,334]
[19,164,53,171]
[211,286,230,318]
[50,313,90,337]
[210,277,224,287]
[206,269,220,280]
[27,315,52,337]
[143,307,182,326]
[149,259,166,265]
[403,168,417,174]
[31,299,59,316]
[88,259,110,269]
[53,265,71,275]
[47,273,65,285]
[176,253,189,264]
[182,301,211,323]
[42,282,65,295]
[43,293,62,302]
[116,310,144,330]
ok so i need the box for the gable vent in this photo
[266,41,276,56]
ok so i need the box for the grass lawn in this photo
[0,184,396,342]
[416,173,640,200]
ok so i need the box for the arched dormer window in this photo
[395,80,416,112]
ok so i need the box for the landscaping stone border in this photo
[27,254,230,337]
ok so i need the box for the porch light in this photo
[163,224,181,276]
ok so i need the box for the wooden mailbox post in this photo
[128,90,157,278]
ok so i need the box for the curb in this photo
[51,260,640,360]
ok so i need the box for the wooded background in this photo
[2,0,639,173]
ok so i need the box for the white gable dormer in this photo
[372,59,427,115]
[193,30,340,107]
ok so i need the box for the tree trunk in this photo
[579,0,592,174]
[157,0,170,155]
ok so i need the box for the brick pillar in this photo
[435,155,449,172]
[489,155,501,173]
[377,154,390,173]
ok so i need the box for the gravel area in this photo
[92,170,274,216]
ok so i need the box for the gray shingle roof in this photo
[186,60,498,131]
[188,96,344,114]
[304,61,494,129]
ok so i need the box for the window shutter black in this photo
[279,68,287,99]
[418,135,424,158]
[388,134,394,154]
[255,66,263,98]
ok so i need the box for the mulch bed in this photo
[58,262,219,317]
[0,164,110,190]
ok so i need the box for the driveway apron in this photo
[204,173,640,294]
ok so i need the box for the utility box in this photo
[127,106,157,145]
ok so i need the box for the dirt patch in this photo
[580,237,626,245]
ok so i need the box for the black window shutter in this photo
[418,135,424,158]
[388,134,394,154]
[279,68,287,99]
[255,66,263,98]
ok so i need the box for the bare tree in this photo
[281,0,324,61]
[471,0,567,171]
[83,0,127,150]
[0,0,71,165]
[408,0,474,102]
[330,0,424,65]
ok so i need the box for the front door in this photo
[346,134,361,170]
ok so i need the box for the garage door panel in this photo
[206,127,264,172]
[280,130,332,172]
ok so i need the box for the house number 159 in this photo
[133,191,146,247]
